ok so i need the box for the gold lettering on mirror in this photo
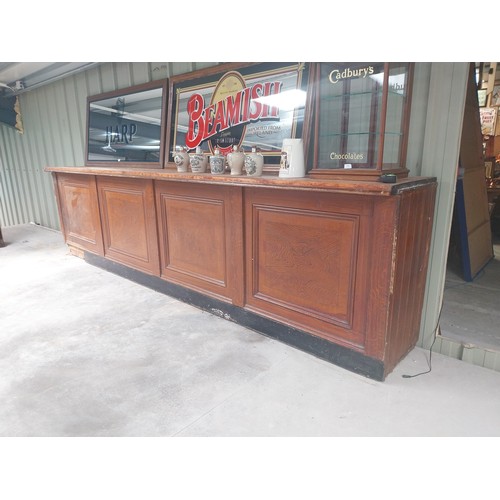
[330,152,365,160]
[328,66,374,84]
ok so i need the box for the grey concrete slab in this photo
[441,241,500,351]
[176,346,500,436]
[1,224,500,437]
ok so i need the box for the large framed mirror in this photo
[165,62,311,172]
[85,79,168,168]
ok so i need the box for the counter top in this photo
[44,165,436,197]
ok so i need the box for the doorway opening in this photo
[440,62,500,355]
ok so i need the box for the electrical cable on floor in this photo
[402,302,443,379]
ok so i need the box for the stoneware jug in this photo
[189,146,208,173]
[173,145,190,172]
[244,147,264,177]
[209,148,226,175]
[226,145,245,176]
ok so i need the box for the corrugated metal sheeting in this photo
[0,61,218,230]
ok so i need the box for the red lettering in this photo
[225,91,242,127]
[185,79,285,150]
[261,82,272,119]
[249,83,263,120]
[212,100,227,135]
[203,104,215,140]
[269,81,282,117]
[241,87,251,123]
[186,94,205,149]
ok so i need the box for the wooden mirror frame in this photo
[85,79,168,168]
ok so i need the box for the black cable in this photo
[401,302,443,379]
[402,335,437,378]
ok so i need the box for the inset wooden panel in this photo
[55,173,104,255]
[156,181,244,305]
[254,208,358,325]
[97,176,160,275]
[245,188,371,348]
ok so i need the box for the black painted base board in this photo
[84,253,386,381]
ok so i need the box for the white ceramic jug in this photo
[209,148,226,175]
[173,145,189,172]
[244,147,264,177]
[226,145,245,175]
[189,146,208,173]
[279,138,305,178]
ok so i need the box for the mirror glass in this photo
[316,62,385,170]
[86,83,164,165]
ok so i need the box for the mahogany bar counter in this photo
[45,166,437,381]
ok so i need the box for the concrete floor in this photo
[1,223,500,437]
[441,237,500,351]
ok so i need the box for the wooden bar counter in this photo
[45,165,437,381]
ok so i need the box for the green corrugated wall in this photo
[0,61,218,230]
